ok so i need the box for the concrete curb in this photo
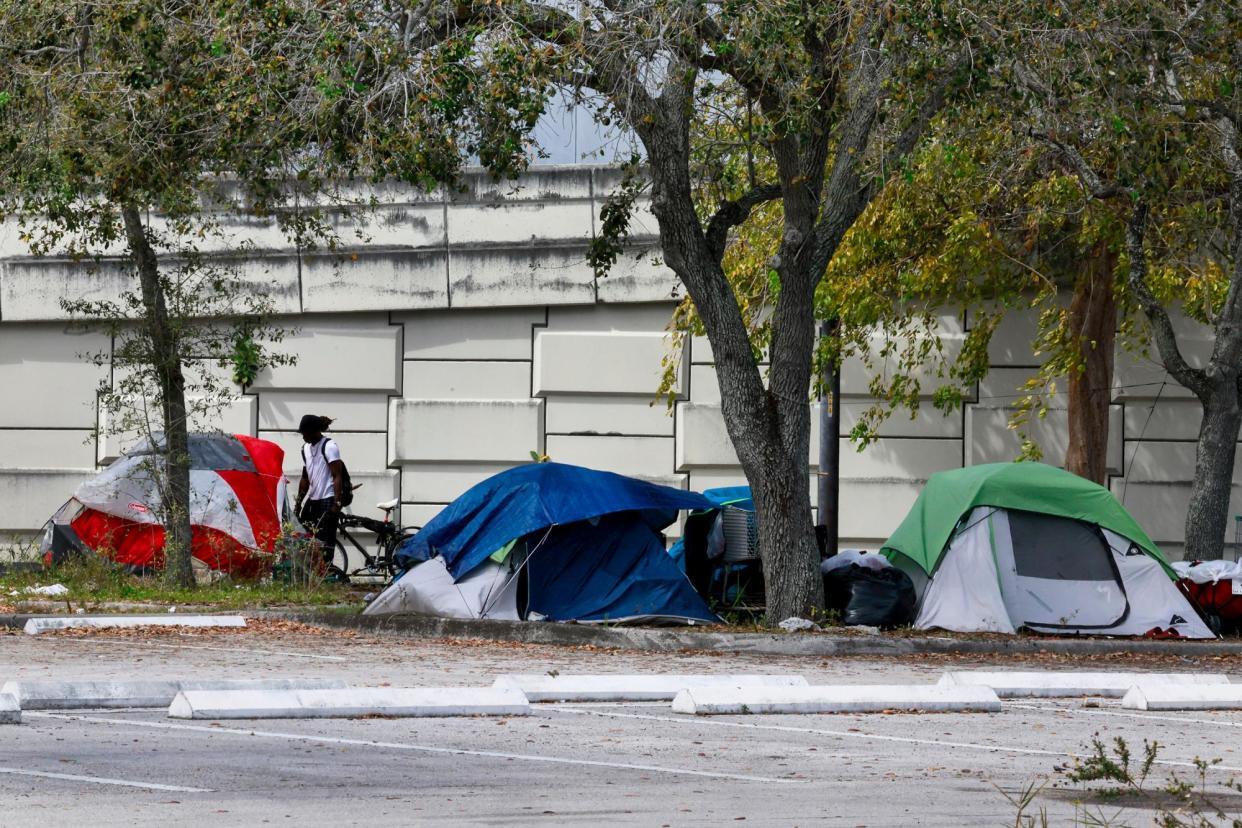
[1,678,351,710]
[275,611,1242,659]
[0,693,20,724]
[23,615,247,634]
[671,684,1003,715]
[493,673,808,702]
[938,671,1233,698]
[5,607,1241,659]
[168,686,532,720]
[1122,684,1242,711]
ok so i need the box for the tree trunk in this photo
[1064,250,1117,484]
[1184,389,1242,560]
[751,453,823,623]
[121,204,195,588]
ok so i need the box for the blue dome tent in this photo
[364,463,719,624]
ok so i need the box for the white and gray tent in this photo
[881,463,1213,638]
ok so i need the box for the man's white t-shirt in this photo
[302,438,341,501]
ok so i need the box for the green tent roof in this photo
[879,462,1172,577]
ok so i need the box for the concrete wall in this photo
[0,166,1236,561]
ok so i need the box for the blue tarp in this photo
[393,463,718,623]
[526,514,716,622]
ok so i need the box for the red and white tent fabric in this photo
[43,433,293,577]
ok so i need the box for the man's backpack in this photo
[305,438,357,507]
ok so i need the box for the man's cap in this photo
[297,414,321,434]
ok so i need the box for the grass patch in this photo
[0,556,356,610]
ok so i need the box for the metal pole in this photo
[816,319,841,559]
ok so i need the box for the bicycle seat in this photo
[376,497,399,514]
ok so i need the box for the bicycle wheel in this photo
[327,539,351,584]
[379,530,417,581]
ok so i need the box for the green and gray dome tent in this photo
[880,463,1212,637]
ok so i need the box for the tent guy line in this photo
[546,707,1242,774]
[0,766,212,793]
[25,713,803,785]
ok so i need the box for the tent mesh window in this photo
[1006,510,1115,581]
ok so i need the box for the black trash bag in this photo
[823,564,916,628]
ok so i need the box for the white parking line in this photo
[28,713,800,785]
[1007,701,1242,729]
[57,636,347,661]
[0,766,210,792]
[548,707,1242,774]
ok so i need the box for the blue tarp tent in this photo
[366,463,719,624]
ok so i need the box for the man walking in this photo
[294,414,345,567]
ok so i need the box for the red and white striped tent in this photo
[42,433,294,577]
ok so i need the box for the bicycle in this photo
[327,498,419,584]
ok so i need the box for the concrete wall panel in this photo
[545,395,674,437]
[300,249,448,313]
[1,258,130,322]
[252,315,400,392]
[0,325,108,428]
[676,403,738,469]
[981,304,1047,367]
[840,439,961,481]
[448,202,593,246]
[965,405,1123,473]
[403,360,531,400]
[594,247,680,304]
[546,302,676,332]
[463,166,595,202]
[399,308,544,360]
[448,246,596,308]
[1121,400,1201,441]
[841,328,965,397]
[975,368,1045,408]
[325,202,446,250]
[397,503,449,531]
[1121,442,1242,484]
[0,430,95,470]
[389,399,543,463]
[840,403,964,440]
[534,331,679,397]
[0,470,95,531]
[258,391,391,433]
[839,481,925,542]
[544,435,673,478]
[400,462,519,504]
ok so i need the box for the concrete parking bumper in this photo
[938,671,1232,698]
[1,678,351,710]
[671,684,1003,715]
[0,693,19,724]
[167,686,532,719]
[1122,683,1242,711]
[24,615,247,634]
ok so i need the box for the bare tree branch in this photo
[704,183,782,262]
[1027,129,1124,199]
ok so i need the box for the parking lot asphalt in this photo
[2,625,1240,826]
